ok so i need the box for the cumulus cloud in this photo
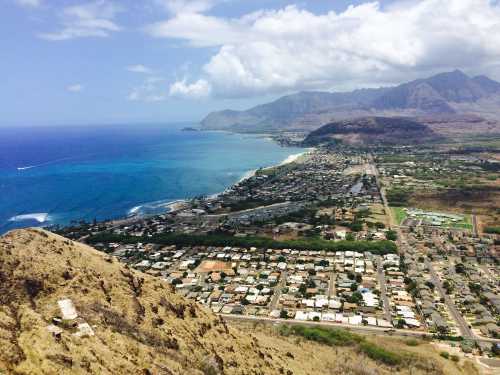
[15,0,41,7]
[38,0,122,41]
[153,0,221,14]
[169,78,211,98]
[126,64,154,74]
[128,77,168,102]
[147,0,500,97]
[67,84,83,92]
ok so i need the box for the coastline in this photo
[128,148,313,218]
[2,126,309,233]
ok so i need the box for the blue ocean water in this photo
[0,124,304,233]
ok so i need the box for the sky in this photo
[2,0,500,126]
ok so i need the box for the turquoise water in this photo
[0,124,303,233]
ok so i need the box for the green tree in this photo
[386,230,398,241]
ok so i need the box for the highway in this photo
[368,154,394,228]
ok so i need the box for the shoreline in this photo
[128,148,313,218]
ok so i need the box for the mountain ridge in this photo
[201,70,500,133]
[0,228,320,375]
[302,116,440,146]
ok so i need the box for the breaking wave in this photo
[9,213,50,223]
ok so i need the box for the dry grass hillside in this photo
[0,229,479,375]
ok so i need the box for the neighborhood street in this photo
[425,259,475,339]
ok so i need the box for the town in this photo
[53,145,500,362]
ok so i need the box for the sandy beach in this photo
[233,148,313,185]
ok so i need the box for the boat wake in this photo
[16,156,76,171]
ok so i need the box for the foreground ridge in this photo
[0,228,480,375]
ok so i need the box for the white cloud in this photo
[153,0,221,14]
[67,84,83,92]
[127,77,168,102]
[146,0,500,97]
[169,78,211,98]
[15,0,41,7]
[126,64,154,74]
[39,1,122,41]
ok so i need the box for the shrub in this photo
[359,341,402,366]
[484,227,500,234]
[386,230,398,241]
[439,351,450,359]
[405,339,420,346]
[450,355,459,362]
[279,325,403,367]
[284,325,364,347]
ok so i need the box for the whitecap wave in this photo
[17,165,36,171]
[9,213,50,223]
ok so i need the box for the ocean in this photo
[0,124,304,234]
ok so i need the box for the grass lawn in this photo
[391,206,472,231]
[448,214,473,231]
[391,207,407,225]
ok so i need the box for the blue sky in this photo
[2,0,500,126]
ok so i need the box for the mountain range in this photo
[201,70,500,133]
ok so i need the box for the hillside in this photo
[201,71,500,133]
[0,229,479,375]
[303,117,440,146]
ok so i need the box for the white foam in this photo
[17,166,35,171]
[280,152,305,166]
[9,213,50,223]
[127,199,187,217]
[128,205,142,215]
[279,148,315,166]
[238,169,257,183]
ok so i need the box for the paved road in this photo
[220,314,500,344]
[328,270,336,298]
[425,259,475,339]
[269,271,287,310]
[376,257,392,322]
[472,214,479,236]
[368,155,394,228]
